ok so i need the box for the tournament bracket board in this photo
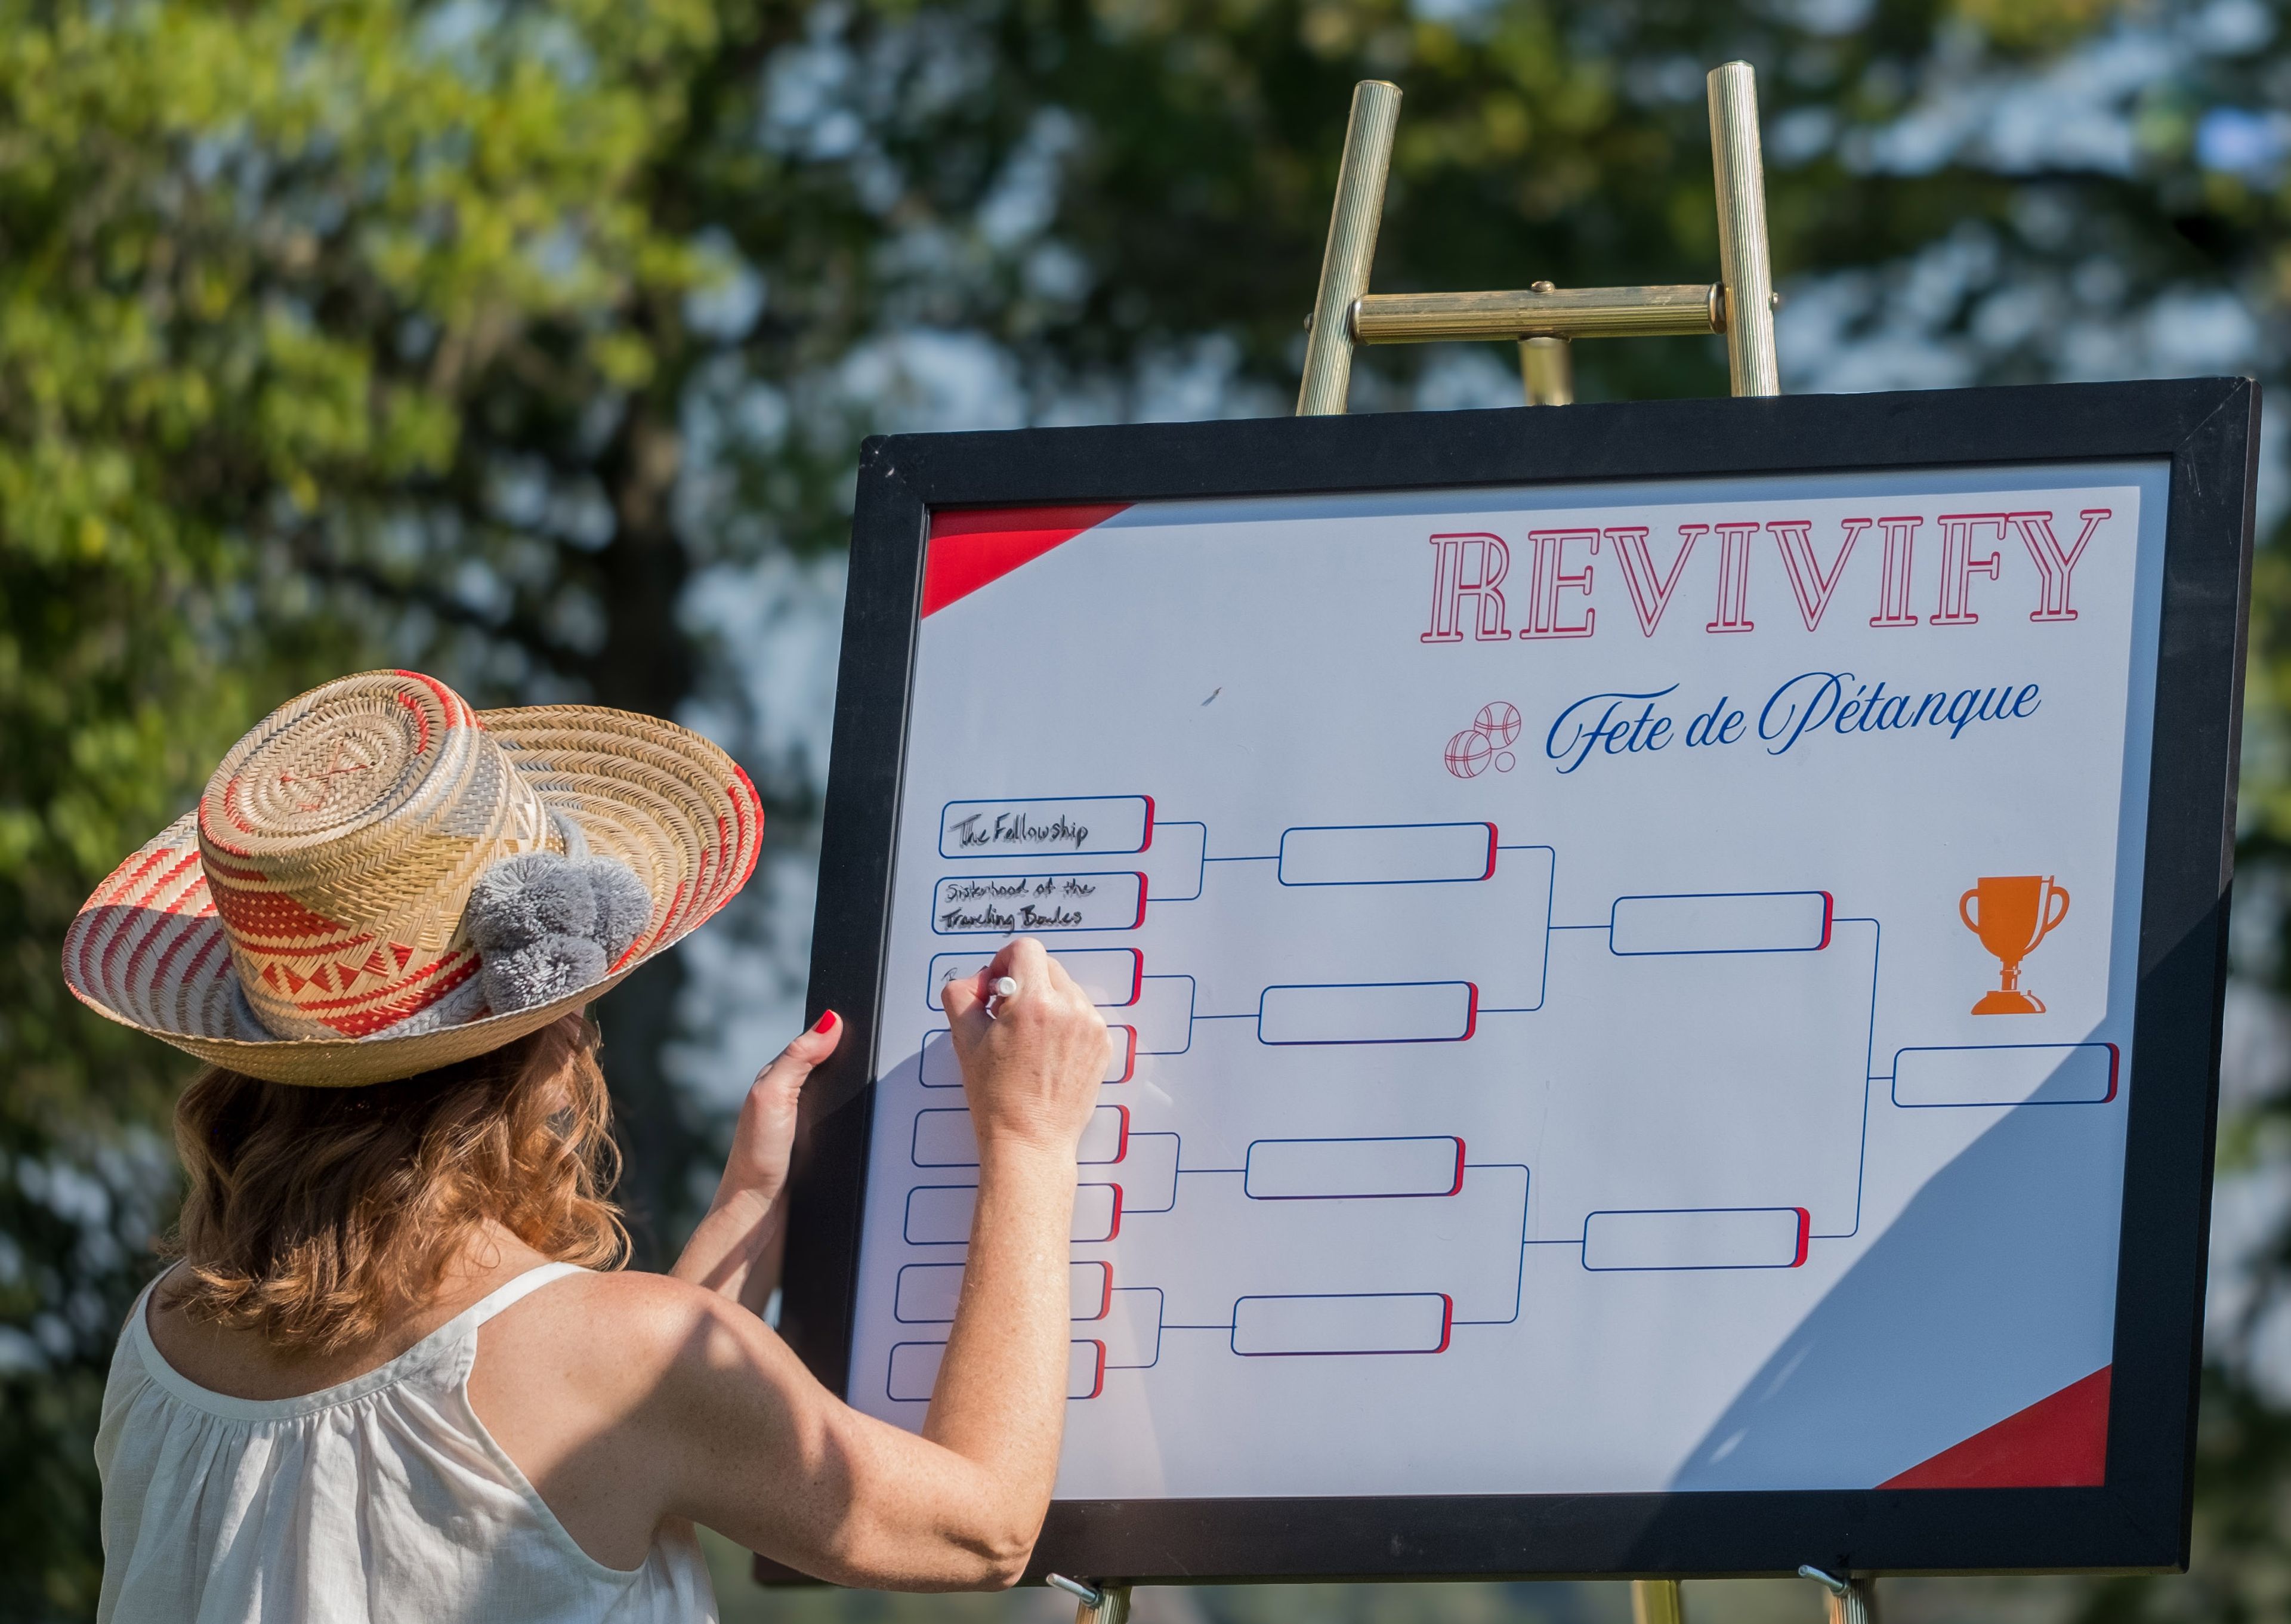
[779,378,2258,1581]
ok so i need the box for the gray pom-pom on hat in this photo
[484,933,609,1013]
[465,854,594,952]
[575,856,653,962]
[463,850,653,1016]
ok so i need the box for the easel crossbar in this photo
[1353,284,1722,344]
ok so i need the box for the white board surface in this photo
[848,461,2166,1498]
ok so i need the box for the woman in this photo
[64,671,1109,1621]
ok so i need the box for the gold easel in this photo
[1049,63,1879,1624]
[1298,63,1779,414]
[1298,61,1877,1624]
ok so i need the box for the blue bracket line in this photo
[1497,915,1885,1255]
[1810,916,1881,1242]
[1147,822,1209,903]
[1449,1163,1532,1329]
[1121,1133,1183,1214]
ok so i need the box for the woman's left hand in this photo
[669,1011,843,1314]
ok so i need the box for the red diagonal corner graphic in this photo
[922,504,1130,617]
[1879,1366,2110,1489]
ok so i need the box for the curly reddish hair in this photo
[162,1011,628,1352]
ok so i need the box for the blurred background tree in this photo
[8,0,2291,1619]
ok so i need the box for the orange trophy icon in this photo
[1959,875,2070,1014]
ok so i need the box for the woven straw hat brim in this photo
[61,705,761,1087]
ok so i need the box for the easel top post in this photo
[1293,64,1781,410]
[1297,80,1400,416]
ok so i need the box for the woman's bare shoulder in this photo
[470,1266,816,1521]
[480,1269,780,1390]
[468,1270,800,1567]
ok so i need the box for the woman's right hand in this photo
[940,937,1107,1157]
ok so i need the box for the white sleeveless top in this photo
[94,1262,718,1623]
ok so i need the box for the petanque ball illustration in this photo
[1475,701,1523,748]
[1446,728,1493,779]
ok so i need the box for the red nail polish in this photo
[813,1010,838,1034]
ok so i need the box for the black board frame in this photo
[775,378,2259,1583]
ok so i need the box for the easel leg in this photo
[1296,81,1401,416]
[1706,61,1779,397]
[1631,1578,1685,1624]
[1829,1580,1879,1624]
[1076,1583,1131,1624]
[1801,1566,1880,1624]
[1518,336,1572,406]
[1049,1576,1131,1624]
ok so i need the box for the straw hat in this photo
[61,671,762,1086]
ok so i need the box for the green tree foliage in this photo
[0,1,716,1610]
[11,0,2291,1618]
